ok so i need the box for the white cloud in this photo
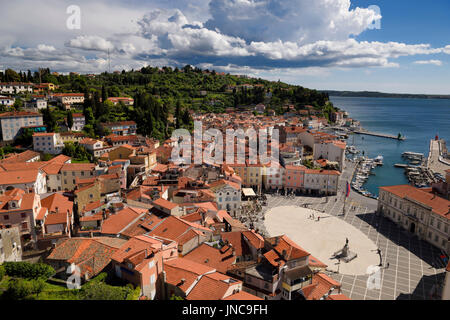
[66,36,114,52]
[0,0,449,75]
[413,59,443,66]
[204,0,381,43]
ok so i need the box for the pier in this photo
[353,130,406,141]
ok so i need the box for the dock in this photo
[354,130,406,141]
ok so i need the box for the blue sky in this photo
[1,0,449,94]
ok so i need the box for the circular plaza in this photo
[264,206,380,276]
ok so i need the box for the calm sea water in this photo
[329,96,450,196]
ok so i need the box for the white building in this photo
[313,140,346,172]
[51,93,84,108]
[0,111,43,141]
[263,163,285,190]
[0,96,15,107]
[0,169,47,194]
[0,82,34,94]
[303,169,340,196]
[79,138,105,157]
[33,133,65,155]
[71,113,85,131]
[25,97,47,110]
[209,179,241,217]
[378,185,450,254]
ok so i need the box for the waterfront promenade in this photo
[427,139,450,176]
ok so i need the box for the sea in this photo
[329,96,450,196]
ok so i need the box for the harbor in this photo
[349,153,384,200]
[353,129,406,141]
[391,151,442,188]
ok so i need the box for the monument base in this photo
[341,251,357,263]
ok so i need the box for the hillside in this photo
[1,66,335,141]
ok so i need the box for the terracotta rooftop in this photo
[380,185,450,219]
[47,238,119,278]
[183,243,236,273]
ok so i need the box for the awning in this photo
[242,188,257,197]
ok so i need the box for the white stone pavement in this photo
[264,206,379,276]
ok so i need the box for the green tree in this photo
[3,262,55,280]
[14,128,34,147]
[42,106,57,132]
[175,100,181,129]
[67,111,74,131]
[3,279,45,300]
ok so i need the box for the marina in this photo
[350,155,384,199]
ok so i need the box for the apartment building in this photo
[284,165,305,192]
[33,132,64,154]
[0,96,15,107]
[101,121,137,136]
[209,180,241,217]
[51,93,84,107]
[0,82,34,94]
[303,169,340,196]
[263,162,285,191]
[0,189,43,248]
[106,97,134,106]
[61,163,96,191]
[0,169,47,195]
[71,113,85,131]
[0,111,43,141]
[313,140,346,172]
[378,185,450,254]
[111,235,178,300]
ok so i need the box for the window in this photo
[150,274,156,284]
[21,212,26,218]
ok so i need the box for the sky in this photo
[1,0,450,94]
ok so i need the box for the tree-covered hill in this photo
[1,66,334,141]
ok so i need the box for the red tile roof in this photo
[164,258,241,300]
[153,198,179,210]
[302,273,342,300]
[380,185,450,219]
[101,207,147,235]
[47,238,118,278]
[183,243,236,273]
[0,169,40,184]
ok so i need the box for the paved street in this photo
[255,159,447,300]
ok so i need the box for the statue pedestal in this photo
[332,244,358,263]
